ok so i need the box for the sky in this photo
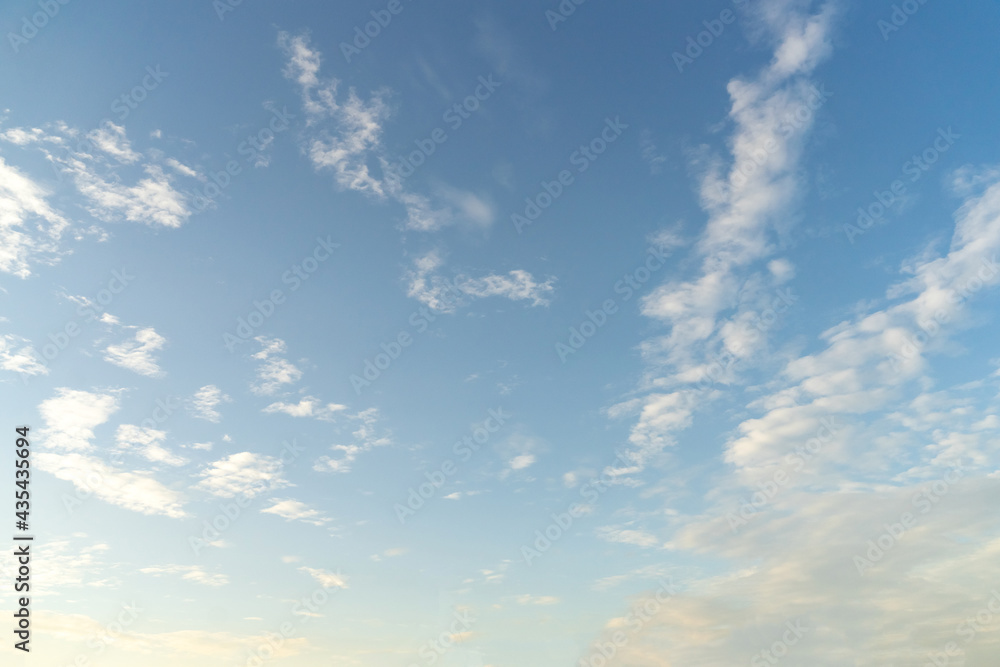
[2,0,1000,665]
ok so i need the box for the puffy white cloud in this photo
[261,499,331,526]
[104,326,167,377]
[189,384,231,422]
[196,452,290,499]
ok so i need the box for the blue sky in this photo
[2,0,1000,664]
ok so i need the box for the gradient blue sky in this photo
[2,0,1000,665]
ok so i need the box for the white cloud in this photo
[250,337,302,395]
[196,452,290,499]
[38,388,119,453]
[104,326,166,377]
[406,250,555,313]
[116,424,188,466]
[313,408,391,474]
[277,31,498,232]
[0,334,47,376]
[189,384,231,422]
[298,566,349,589]
[139,564,228,587]
[263,396,346,420]
[0,155,69,277]
[36,451,187,517]
[261,499,331,526]
[87,122,140,163]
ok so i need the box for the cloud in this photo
[87,122,141,163]
[514,594,559,606]
[0,155,69,277]
[116,424,188,466]
[298,566,349,589]
[277,31,497,232]
[104,326,167,377]
[262,396,347,421]
[261,498,331,526]
[139,565,228,587]
[250,337,302,395]
[38,388,119,453]
[0,334,48,376]
[36,451,187,517]
[313,408,391,474]
[189,384,231,422]
[406,250,555,313]
[196,452,290,499]
[615,0,840,473]
[597,526,659,548]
